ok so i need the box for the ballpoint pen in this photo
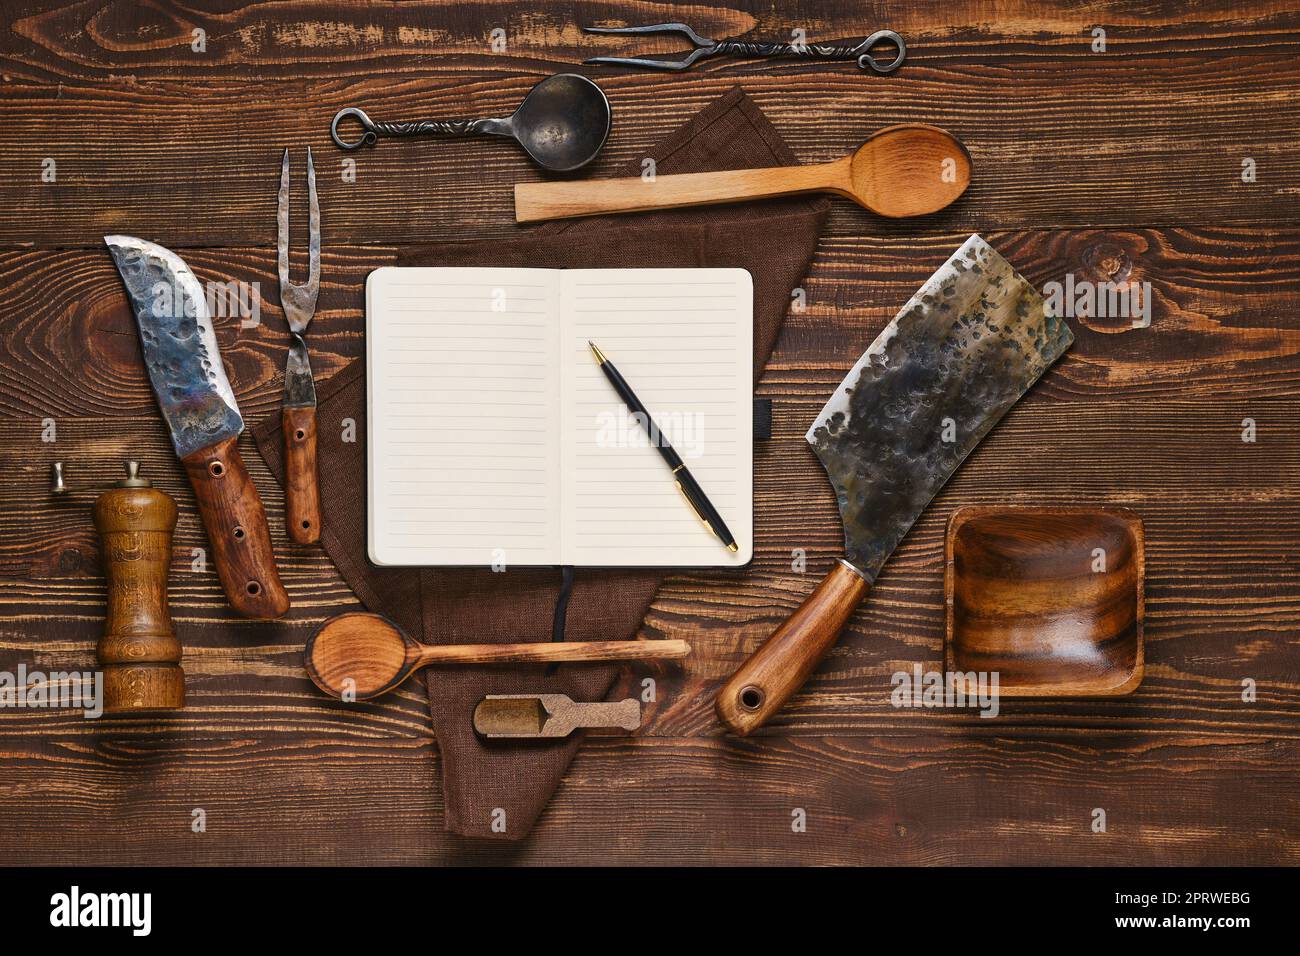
[589,341,738,553]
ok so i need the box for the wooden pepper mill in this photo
[92,461,184,712]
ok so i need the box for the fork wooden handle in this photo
[283,407,321,544]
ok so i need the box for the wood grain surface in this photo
[0,0,1297,865]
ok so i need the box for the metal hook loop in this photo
[330,107,379,150]
[856,30,906,74]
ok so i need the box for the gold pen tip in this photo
[727,543,738,553]
[588,340,607,364]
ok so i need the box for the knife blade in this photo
[105,235,290,620]
[717,235,1072,734]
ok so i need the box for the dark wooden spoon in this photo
[304,612,690,701]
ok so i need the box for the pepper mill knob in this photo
[118,460,150,488]
[92,461,183,712]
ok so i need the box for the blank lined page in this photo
[366,267,561,566]
[560,268,753,567]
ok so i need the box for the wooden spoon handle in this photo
[515,161,842,223]
[416,639,691,667]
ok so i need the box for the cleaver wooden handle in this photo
[717,559,869,735]
[283,406,321,545]
[181,435,290,620]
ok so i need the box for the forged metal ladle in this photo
[330,73,612,172]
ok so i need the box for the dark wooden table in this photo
[1,1,1297,866]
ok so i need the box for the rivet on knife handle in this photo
[717,559,868,735]
[283,406,320,544]
[181,436,290,619]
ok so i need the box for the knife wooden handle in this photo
[283,406,321,545]
[717,559,869,735]
[181,435,290,619]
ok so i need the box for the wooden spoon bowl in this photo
[514,124,971,223]
[304,612,692,701]
[844,124,973,218]
[305,612,414,700]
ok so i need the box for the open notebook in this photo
[366,267,753,567]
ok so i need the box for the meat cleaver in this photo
[105,235,290,619]
[717,235,1072,734]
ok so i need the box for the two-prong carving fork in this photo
[277,147,322,544]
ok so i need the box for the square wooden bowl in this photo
[945,505,1144,697]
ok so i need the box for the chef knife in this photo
[716,235,1073,734]
[105,235,290,620]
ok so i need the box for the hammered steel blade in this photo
[278,148,320,410]
[277,147,320,335]
[104,235,244,459]
[807,234,1073,580]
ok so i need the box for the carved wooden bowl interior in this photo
[945,506,1144,697]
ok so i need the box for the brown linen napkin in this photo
[254,89,828,839]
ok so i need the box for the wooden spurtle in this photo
[515,124,970,223]
[304,612,691,701]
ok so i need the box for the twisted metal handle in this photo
[331,107,492,150]
[715,29,905,73]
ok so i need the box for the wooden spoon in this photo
[515,124,970,223]
[304,612,691,701]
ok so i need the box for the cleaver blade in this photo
[717,235,1072,735]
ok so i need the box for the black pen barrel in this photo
[674,464,737,549]
[593,345,737,553]
[598,359,681,470]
